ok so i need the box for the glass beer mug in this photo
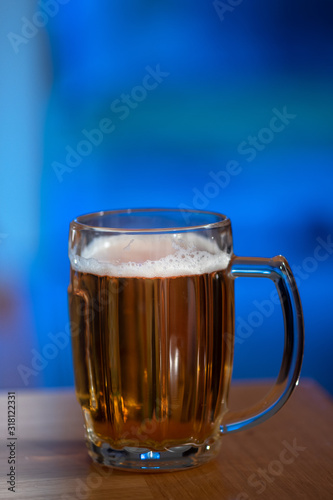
[68,209,304,471]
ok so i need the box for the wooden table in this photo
[0,379,332,499]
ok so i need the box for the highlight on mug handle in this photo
[221,255,304,434]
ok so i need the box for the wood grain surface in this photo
[0,379,332,500]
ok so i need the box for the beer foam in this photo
[69,233,230,278]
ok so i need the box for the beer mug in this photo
[68,209,304,471]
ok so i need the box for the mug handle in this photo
[221,255,304,434]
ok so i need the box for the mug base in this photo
[86,438,221,472]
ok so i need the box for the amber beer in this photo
[69,209,304,471]
[68,233,234,452]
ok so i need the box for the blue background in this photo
[0,1,332,393]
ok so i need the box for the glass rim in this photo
[70,208,230,233]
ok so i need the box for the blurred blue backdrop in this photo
[1,0,332,393]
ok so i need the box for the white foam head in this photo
[69,233,230,278]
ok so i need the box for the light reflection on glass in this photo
[140,451,161,460]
